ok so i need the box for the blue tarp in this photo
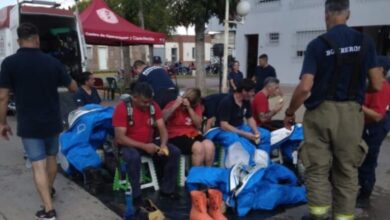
[60,104,114,172]
[186,163,307,216]
[205,125,271,166]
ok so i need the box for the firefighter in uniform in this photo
[283,0,383,219]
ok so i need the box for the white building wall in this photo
[165,42,180,63]
[205,43,212,61]
[183,42,212,62]
[235,0,390,85]
[183,42,195,62]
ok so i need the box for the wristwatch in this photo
[285,108,295,117]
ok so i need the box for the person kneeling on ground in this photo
[112,82,181,203]
[163,88,215,166]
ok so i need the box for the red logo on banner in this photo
[96,8,118,24]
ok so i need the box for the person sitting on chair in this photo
[202,93,228,132]
[163,88,215,166]
[252,77,284,130]
[73,71,101,107]
[218,79,260,142]
[112,82,181,202]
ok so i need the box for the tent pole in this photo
[120,41,124,69]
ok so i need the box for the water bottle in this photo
[124,185,135,220]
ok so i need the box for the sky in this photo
[0,0,75,9]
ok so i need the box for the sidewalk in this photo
[0,116,121,220]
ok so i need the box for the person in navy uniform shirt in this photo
[228,61,244,93]
[73,71,101,107]
[218,79,259,142]
[283,0,382,219]
[133,60,177,108]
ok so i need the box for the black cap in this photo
[153,56,162,64]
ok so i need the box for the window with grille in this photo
[258,0,280,3]
[294,30,325,58]
[268,32,280,44]
[257,0,281,10]
[290,0,324,9]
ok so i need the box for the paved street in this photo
[0,116,121,220]
[1,78,390,219]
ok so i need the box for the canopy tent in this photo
[80,0,165,46]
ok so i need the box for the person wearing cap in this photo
[0,23,77,220]
[152,56,162,66]
[357,56,390,208]
[133,59,178,108]
[283,0,383,219]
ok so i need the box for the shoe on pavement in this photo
[35,209,56,220]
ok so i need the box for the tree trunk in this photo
[195,22,206,95]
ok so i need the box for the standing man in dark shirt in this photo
[228,61,244,93]
[218,79,259,142]
[73,71,101,107]
[283,1,382,219]
[133,60,177,108]
[252,54,277,92]
[0,23,77,220]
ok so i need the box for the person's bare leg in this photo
[203,140,215,166]
[191,141,205,166]
[46,155,57,191]
[31,159,53,211]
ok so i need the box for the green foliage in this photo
[169,0,240,27]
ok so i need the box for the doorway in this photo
[98,46,108,70]
[246,34,259,79]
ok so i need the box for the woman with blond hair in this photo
[163,88,215,166]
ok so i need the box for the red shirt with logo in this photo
[364,81,390,120]
[112,100,162,143]
[164,101,202,139]
[252,91,269,126]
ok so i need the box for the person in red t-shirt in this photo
[163,88,215,166]
[112,82,180,201]
[252,77,284,130]
[358,56,390,208]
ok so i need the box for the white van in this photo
[0,1,87,78]
[0,1,87,121]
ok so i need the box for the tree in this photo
[169,0,239,94]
